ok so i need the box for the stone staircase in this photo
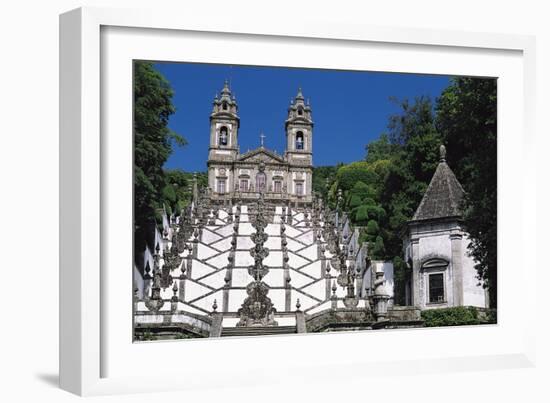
[221,325,297,337]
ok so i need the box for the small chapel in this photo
[133,82,489,340]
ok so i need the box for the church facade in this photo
[207,81,313,205]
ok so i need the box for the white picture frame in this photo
[59,6,537,396]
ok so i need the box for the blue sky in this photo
[154,62,451,172]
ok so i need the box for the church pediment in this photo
[238,148,285,164]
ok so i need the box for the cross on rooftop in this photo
[260,132,266,147]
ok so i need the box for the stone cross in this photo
[260,132,266,147]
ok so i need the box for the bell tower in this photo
[208,80,240,161]
[207,80,240,197]
[285,88,313,166]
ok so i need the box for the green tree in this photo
[336,161,378,192]
[365,133,397,163]
[436,77,497,308]
[312,165,339,197]
[366,96,441,300]
[134,61,185,257]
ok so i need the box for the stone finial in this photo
[172,280,178,296]
[212,299,218,312]
[222,79,230,94]
[439,144,446,162]
[296,298,301,311]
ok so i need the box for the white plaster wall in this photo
[235,251,253,267]
[227,289,249,312]
[193,290,224,312]
[291,291,318,311]
[287,252,309,268]
[289,270,314,288]
[300,244,318,261]
[237,235,254,249]
[197,243,218,259]
[200,270,227,289]
[300,261,322,278]
[262,269,285,287]
[265,251,283,267]
[190,260,216,278]
[302,280,325,301]
[206,251,230,268]
[419,234,452,261]
[231,269,252,287]
[296,231,314,244]
[269,289,286,311]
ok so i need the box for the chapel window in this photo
[296,132,304,150]
[219,126,228,146]
[428,273,445,303]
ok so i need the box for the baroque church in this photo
[133,82,489,340]
[207,81,313,205]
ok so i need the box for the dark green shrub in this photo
[349,194,363,209]
[354,205,370,225]
[366,220,379,235]
[421,306,481,327]
[370,236,385,259]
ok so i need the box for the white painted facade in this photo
[405,220,487,310]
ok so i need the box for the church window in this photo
[240,179,249,191]
[222,102,228,111]
[256,172,266,192]
[295,132,304,150]
[295,182,303,195]
[428,273,445,303]
[219,126,228,146]
[217,179,226,194]
[274,180,282,193]
[297,108,303,116]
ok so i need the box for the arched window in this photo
[222,102,228,111]
[256,172,266,192]
[297,108,303,116]
[219,126,228,146]
[295,131,304,150]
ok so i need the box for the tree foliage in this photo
[435,77,497,307]
[133,61,185,257]
[312,165,340,197]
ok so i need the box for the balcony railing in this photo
[211,190,310,202]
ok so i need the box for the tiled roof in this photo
[411,151,465,222]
